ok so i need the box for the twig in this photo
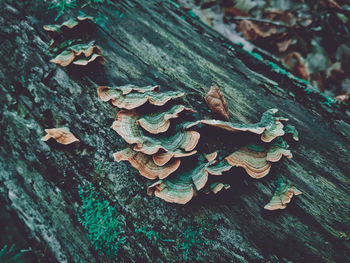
[226,16,290,28]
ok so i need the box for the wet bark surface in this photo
[0,0,349,262]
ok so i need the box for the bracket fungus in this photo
[44,16,105,67]
[97,86,185,110]
[284,124,299,141]
[41,128,80,145]
[112,84,160,95]
[205,85,230,121]
[205,152,218,162]
[137,105,195,134]
[225,142,292,179]
[114,148,181,180]
[203,182,231,194]
[43,16,94,48]
[147,157,216,204]
[205,159,233,175]
[153,150,197,166]
[50,42,104,67]
[98,81,300,207]
[186,109,288,142]
[264,180,302,210]
[111,110,200,156]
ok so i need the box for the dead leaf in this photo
[320,0,342,10]
[310,71,326,92]
[276,39,292,52]
[326,62,344,80]
[282,52,309,80]
[237,20,277,41]
[223,6,249,17]
[205,85,230,121]
[263,9,296,26]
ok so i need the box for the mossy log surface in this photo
[1,0,350,262]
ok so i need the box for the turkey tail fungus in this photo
[41,128,80,145]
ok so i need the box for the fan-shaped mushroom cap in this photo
[264,181,302,210]
[225,143,291,179]
[111,110,200,156]
[266,145,293,162]
[50,49,76,67]
[114,84,160,95]
[97,86,184,110]
[72,53,105,66]
[210,182,231,194]
[205,152,218,162]
[137,105,195,134]
[226,146,271,178]
[114,148,181,180]
[147,158,214,204]
[134,131,200,155]
[206,159,232,175]
[111,110,145,144]
[43,16,94,33]
[284,124,299,141]
[153,150,197,166]
[43,16,94,47]
[203,182,231,194]
[186,109,288,142]
[147,180,195,205]
[41,128,80,145]
[76,16,94,22]
[50,42,103,67]
[43,18,78,36]
[70,42,101,56]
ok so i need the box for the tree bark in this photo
[0,0,349,262]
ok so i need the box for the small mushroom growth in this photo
[98,83,301,208]
[264,179,302,210]
[41,128,80,145]
[43,16,105,67]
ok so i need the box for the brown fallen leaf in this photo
[282,52,309,80]
[223,6,250,17]
[320,0,342,10]
[41,128,80,145]
[237,20,277,41]
[205,85,230,121]
[263,9,296,26]
[310,71,326,92]
[276,39,292,53]
[326,62,344,81]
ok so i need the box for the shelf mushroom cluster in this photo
[43,16,105,67]
[98,84,300,207]
[264,179,302,210]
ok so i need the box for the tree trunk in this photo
[1,0,349,262]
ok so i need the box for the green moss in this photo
[77,184,126,258]
[177,219,213,261]
[135,226,174,243]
